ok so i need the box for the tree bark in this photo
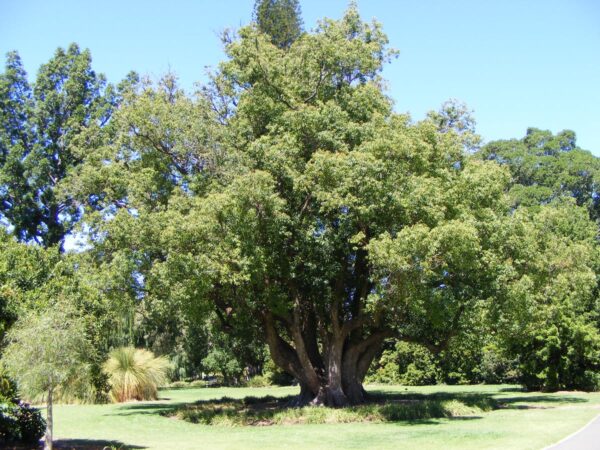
[287,382,315,407]
[44,388,53,450]
[263,308,390,407]
[311,334,349,407]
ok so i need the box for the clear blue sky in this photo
[1,0,599,154]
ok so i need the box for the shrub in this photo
[167,381,190,389]
[103,347,170,402]
[517,321,600,392]
[402,363,437,386]
[0,370,45,444]
[0,403,20,442]
[245,375,272,388]
[163,380,208,389]
[365,354,401,385]
[366,342,437,386]
[0,401,45,444]
[14,402,45,442]
[263,359,295,386]
[366,338,520,387]
[479,345,520,384]
[0,372,16,399]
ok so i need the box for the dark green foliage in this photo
[516,321,600,392]
[366,340,519,386]
[263,358,295,386]
[0,401,46,444]
[245,375,272,387]
[0,230,61,341]
[137,303,268,385]
[0,371,45,444]
[367,341,438,386]
[167,322,210,382]
[491,203,600,391]
[253,0,303,48]
[435,320,519,385]
[199,315,269,385]
[478,128,600,220]
[88,363,110,404]
[478,345,520,385]
[435,345,519,386]
[0,45,114,249]
[0,404,20,443]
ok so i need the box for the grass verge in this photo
[49,385,600,450]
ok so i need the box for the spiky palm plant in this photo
[103,347,169,402]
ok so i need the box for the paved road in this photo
[547,414,600,449]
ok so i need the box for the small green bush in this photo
[0,401,45,443]
[168,381,190,389]
[480,345,520,384]
[0,403,20,442]
[162,379,209,390]
[14,402,45,442]
[366,342,437,386]
[245,376,272,388]
[0,370,45,444]
[263,359,294,386]
[0,372,16,399]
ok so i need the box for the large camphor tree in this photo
[73,7,512,405]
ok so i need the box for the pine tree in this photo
[0,44,114,249]
[253,0,303,49]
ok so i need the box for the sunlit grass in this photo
[50,384,600,450]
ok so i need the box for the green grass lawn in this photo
[48,384,600,450]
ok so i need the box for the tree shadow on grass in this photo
[367,388,589,409]
[1,440,146,450]
[498,387,527,393]
[107,401,188,417]
[52,438,146,449]
[105,387,592,428]
[4,433,149,449]
[498,395,588,410]
[165,392,498,426]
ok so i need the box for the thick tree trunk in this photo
[314,336,349,406]
[287,382,315,407]
[262,310,389,407]
[302,335,380,407]
[342,345,367,404]
[44,388,53,450]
